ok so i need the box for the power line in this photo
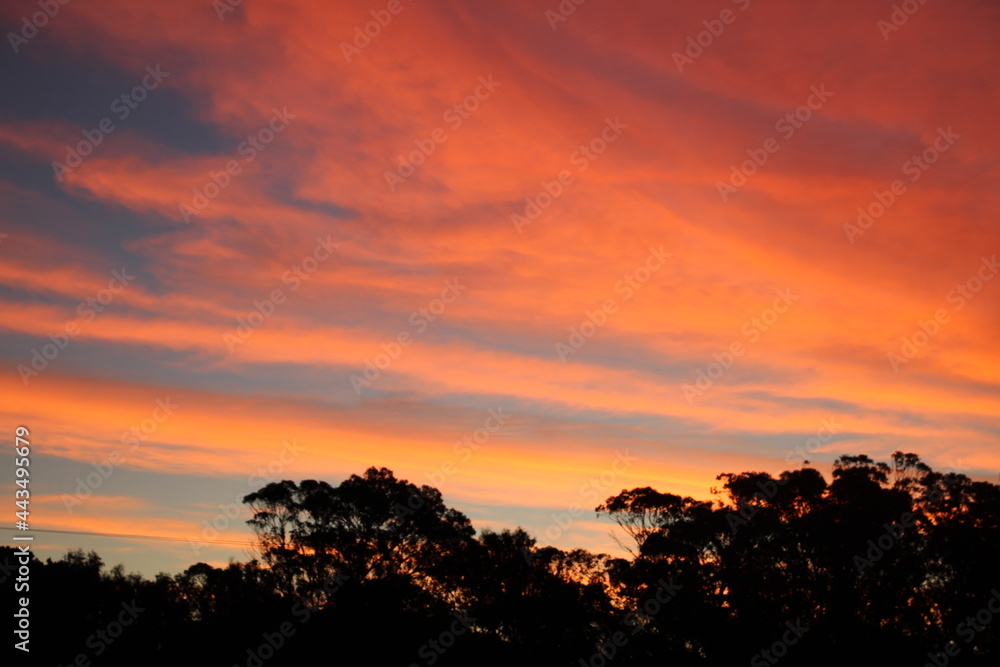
[0,526,256,547]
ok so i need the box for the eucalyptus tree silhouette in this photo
[595,452,1000,665]
[242,466,475,601]
[8,452,997,666]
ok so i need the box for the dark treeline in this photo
[6,452,1000,666]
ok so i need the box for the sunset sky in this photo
[1,0,998,576]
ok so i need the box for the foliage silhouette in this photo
[6,454,999,665]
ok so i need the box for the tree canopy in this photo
[9,454,999,666]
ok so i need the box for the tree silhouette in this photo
[242,467,475,601]
[8,451,998,665]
